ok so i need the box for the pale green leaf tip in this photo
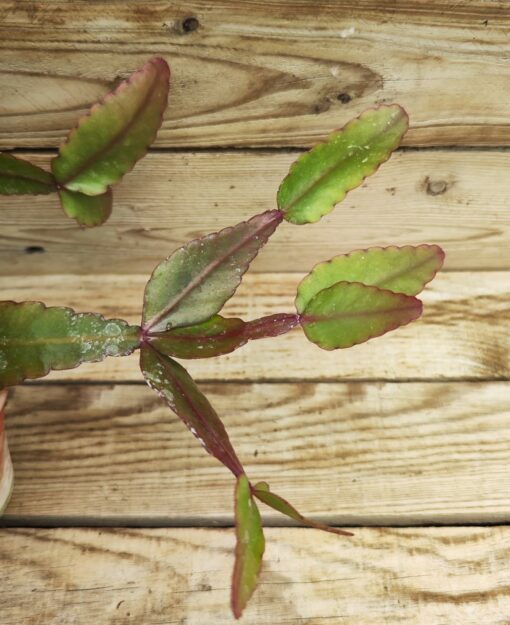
[59,188,113,227]
[253,481,270,492]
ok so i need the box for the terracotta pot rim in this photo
[0,390,13,514]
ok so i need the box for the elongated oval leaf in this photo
[140,345,244,476]
[296,245,444,312]
[0,302,140,387]
[278,105,408,224]
[0,153,56,195]
[232,474,265,620]
[253,482,352,537]
[142,210,283,333]
[300,281,422,350]
[52,57,170,195]
[149,313,300,359]
[59,187,113,227]
[0,391,13,514]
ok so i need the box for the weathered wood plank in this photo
[4,381,510,524]
[0,271,508,382]
[1,150,509,275]
[0,1,509,148]
[1,526,509,624]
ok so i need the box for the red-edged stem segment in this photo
[0,302,140,388]
[140,343,244,477]
[52,57,170,196]
[232,474,265,620]
[144,313,300,359]
[252,481,353,537]
[142,210,283,333]
[0,153,57,195]
[296,244,445,312]
[242,313,300,340]
[298,281,423,350]
[277,104,409,224]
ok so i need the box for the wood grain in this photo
[4,380,510,524]
[2,149,510,275]
[0,1,509,148]
[1,271,509,382]
[1,4,508,621]
[2,526,510,624]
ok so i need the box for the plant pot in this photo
[0,390,13,514]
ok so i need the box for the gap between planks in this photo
[5,517,510,530]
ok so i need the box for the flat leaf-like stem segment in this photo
[296,245,445,312]
[0,302,140,387]
[0,153,56,195]
[58,188,113,227]
[148,313,300,359]
[142,210,283,333]
[253,482,353,537]
[232,474,265,620]
[140,344,244,476]
[0,390,13,515]
[52,57,170,195]
[300,281,422,350]
[277,105,408,224]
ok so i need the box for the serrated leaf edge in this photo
[140,343,245,476]
[300,281,423,351]
[295,243,445,312]
[278,104,409,224]
[231,474,265,620]
[142,210,283,332]
[52,56,170,194]
[0,301,140,386]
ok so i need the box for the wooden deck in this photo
[1,1,510,623]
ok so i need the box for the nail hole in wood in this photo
[24,246,45,254]
[426,178,448,196]
[337,92,352,104]
[182,16,199,32]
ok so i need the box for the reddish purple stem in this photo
[242,313,300,340]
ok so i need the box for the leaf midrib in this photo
[302,301,420,324]
[0,171,55,189]
[144,211,281,332]
[148,345,243,476]
[281,112,403,213]
[376,251,439,292]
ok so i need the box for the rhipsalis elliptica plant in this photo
[0,61,444,618]
[0,57,170,226]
